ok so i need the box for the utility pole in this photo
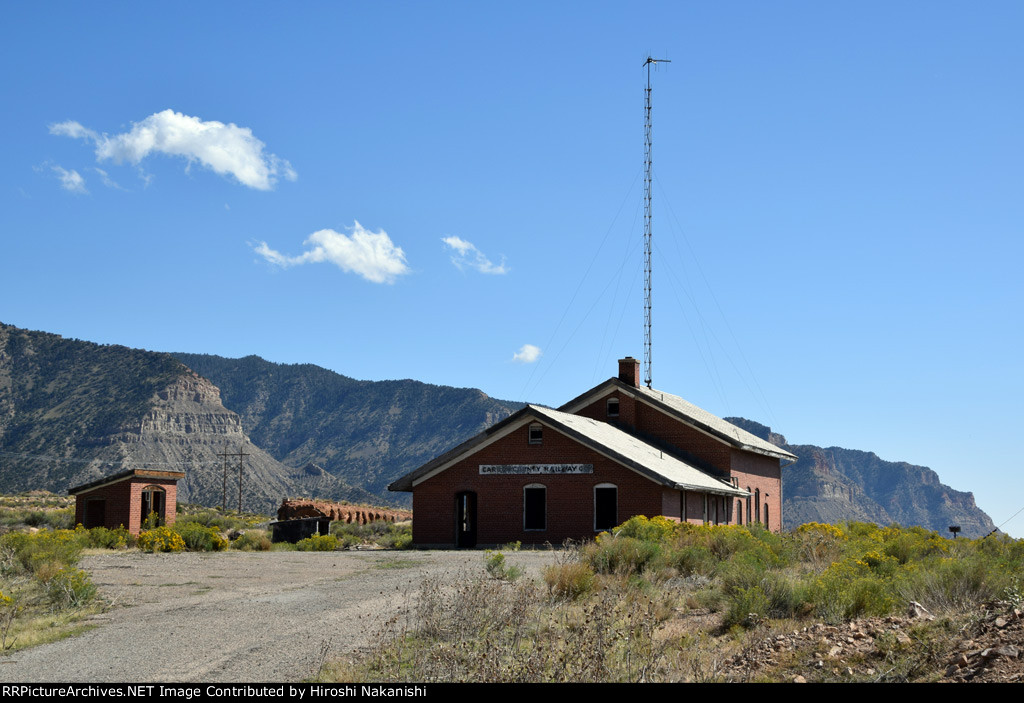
[216,446,232,511]
[643,56,670,389]
[236,444,248,513]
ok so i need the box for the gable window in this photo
[528,423,543,445]
[594,483,617,531]
[606,397,619,418]
[524,484,546,531]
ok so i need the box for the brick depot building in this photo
[69,468,184,535]
[390,357,796,547]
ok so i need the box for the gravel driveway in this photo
[2,548,557,682]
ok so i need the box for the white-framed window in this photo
[606,397,619,417]
[524,483,546,531]
[528,423,543,445]
[594,483,617,531]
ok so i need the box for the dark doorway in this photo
[84,498,106,529]
[594,485,618,531]
[455,491,477,548]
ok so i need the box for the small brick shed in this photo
[69,469,185,535]
[389,357,797,547]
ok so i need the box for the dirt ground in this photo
[1,548,557,683]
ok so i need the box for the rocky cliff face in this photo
[172,352,524,503]
[0,323,372,512]
[725,417,996,537]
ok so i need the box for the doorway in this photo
[455,491,477,548]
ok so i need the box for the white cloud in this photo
[513,344,542,364]
[94,168,124,190]
[49,120,98,141]
[441,236,508,274]
[254,221,410,284]
[49,110,296,190]
[51,165,87,194]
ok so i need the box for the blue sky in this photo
[2,2,1021,534]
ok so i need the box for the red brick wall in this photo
[412,421,667,546]
[74,477,179,535]
[730,449,782,532]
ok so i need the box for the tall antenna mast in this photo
[643,56,669,389]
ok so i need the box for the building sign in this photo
[479,464,594,475]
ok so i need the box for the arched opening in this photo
[140,485,166,528]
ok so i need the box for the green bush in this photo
[0,529,84,577]
[232,530,272,551]
[296,534,338,551]
[484,550,523,581]
[79,525,131,550]
[174,523,228,552]
[44,567,97,609]
[378,524,412,549]
[543,562,596,600]
[584,535,662,576]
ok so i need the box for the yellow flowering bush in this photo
[137,525,185,552]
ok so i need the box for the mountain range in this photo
[0,321,996,535]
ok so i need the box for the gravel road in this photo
[2,548,557,682]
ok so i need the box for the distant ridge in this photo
[0,320,996,534]
[725,417,995,538]
[171,352,524,503]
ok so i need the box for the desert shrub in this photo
[806,559,896,622]
[78,525,131,550]
[543,562,596,600]
[795,522,845,567]
[43,567,97,609]
[174,523,228,552]
[137,526,185,553]
[174,508,251,533]
[23,508,74,530]
[377,524,412,549]
[659,544,715,576]
[296,534,338,551]
[232,530,272,551]
[615,515,678,543]
[897,554,1005,612]
[0,529,84,577]
[584,535,662,576]
[484,550,523,581]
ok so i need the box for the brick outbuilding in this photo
[69,469,185,535]
[390,357,796,547]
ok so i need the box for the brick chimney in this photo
[617,356,640,387]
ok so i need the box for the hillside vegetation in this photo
[326,518,1023,683]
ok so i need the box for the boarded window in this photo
[524,484,546,531]
[594,484,617,531]
[529,423,543,445]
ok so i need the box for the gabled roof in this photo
[389,404,747,497]
[559,378,797,462]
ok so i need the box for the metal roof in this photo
[560,378,797,462]
[389,404,747,497]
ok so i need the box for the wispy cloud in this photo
[254,221,410,284]
[512,344,542,363]
[94,168,124,190]
[51,165,87,194]
[49,110,296,190]
[441,236,508,274]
